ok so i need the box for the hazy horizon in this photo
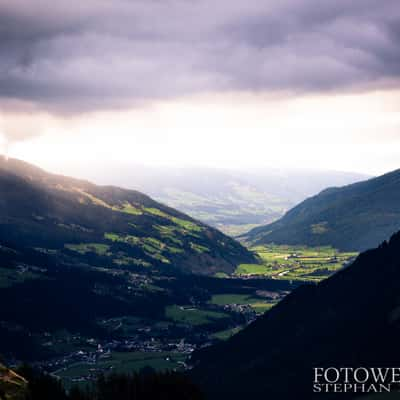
[1,154,376,186]
[1,1,400,176]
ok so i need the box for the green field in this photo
[214,272,229,278]
[250,302,275,313]
[235,264,271,275]
[104,232,188,264]
[209,294,276,315]
[209,294,254,305]
[236,244,357,282]
[116,202,143,215]
[64,243,111,256]
[211,326,243,340]
[165,305,229,326]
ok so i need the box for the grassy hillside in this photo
[0,157,267,362]
[0,157,256,275]
[191,230,400,399]
[244,168,400,251]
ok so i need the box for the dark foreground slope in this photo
[244,168,400,251]
[0,157,255,275]
[0,364,27,400]
[191,231,400,399]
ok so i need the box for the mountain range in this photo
[244,168,400,251]
[2,156,400,400]
[0,157,261,361]
[70,164,368,235]
[0,157,255,276]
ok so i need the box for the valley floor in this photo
[235,244,357,282]
[25,245,356,388]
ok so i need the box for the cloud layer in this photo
[0,0,399,112]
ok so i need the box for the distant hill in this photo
[243,168,400,251]
[71,164,368,235]
[0,157,255,275]
[191,231,400,399]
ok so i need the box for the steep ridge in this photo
[0,157,256,275]
[244,168,400,251]
[191,231,400,399]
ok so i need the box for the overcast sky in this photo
[1,0,400,175]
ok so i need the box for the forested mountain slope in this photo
[244,168,400,251]
[192,230,400,399]
[0,157,255,275]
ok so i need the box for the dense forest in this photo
[5,366,204,400]
[191,230,400,399]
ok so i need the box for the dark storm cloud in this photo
[0,0,399,111]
